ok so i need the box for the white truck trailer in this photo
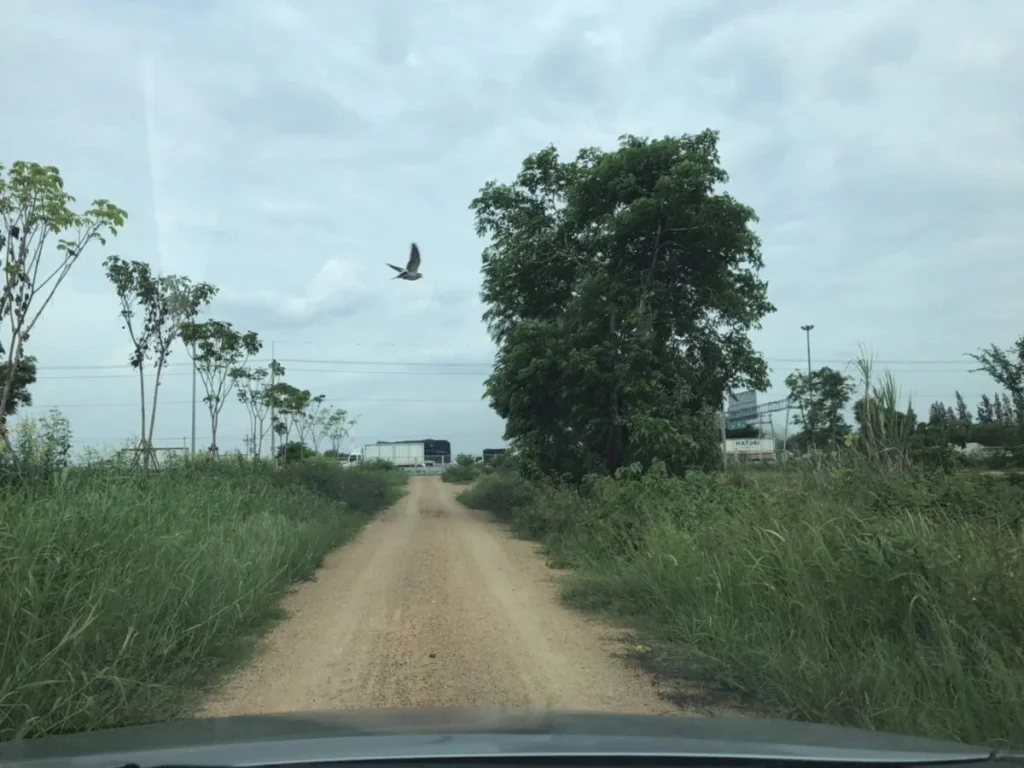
[362,441,426,467]
[724,438,776,461]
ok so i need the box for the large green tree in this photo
[470,130,774,480]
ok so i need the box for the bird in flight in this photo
[387,243,423,281]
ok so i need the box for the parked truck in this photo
[362,441,426,467]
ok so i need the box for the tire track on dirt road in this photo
[198,476,687,716]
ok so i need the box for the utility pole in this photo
[721,407,728,470]
[190,344,197,455]
[269,340,276,461]
[801,324,815,449]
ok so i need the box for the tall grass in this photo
[460,460,1024,748]
[0,458,405,741]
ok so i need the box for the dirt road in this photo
[199,476,680,717]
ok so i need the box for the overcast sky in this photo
[1,0,1021,457]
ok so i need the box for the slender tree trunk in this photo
[146,358,165,470]
[248,409,258,457]
[0,326,22,457]
[210,404,220,455]
[137,366,148,469]
[604,307,623,474]
[0,393,15,456]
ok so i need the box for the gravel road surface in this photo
[198,476,684,716]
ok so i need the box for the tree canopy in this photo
[471,130,775,480]
[785,366,855,448]
[0,161,125,452]
[970,336,1024,422]
[181,318,262,454]
[0,355,37,419]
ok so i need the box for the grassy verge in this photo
[0,458,406,741]
[459,464,1024,748]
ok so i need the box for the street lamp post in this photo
[191,348,197,455]
[800,324,815,449]
[269,341,276,460]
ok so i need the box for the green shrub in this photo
[359,458,397,472]
[441,463,479,483]
[275,441,318,462]
[458,471,535,520]
[0,410,73,489]
[273,458,406,511]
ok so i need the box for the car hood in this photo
[0,707,996,768]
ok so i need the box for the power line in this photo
[32,368,496,381]
[24,396,485,409]
[70,430,505,442]
[23,355,984,373]
[27,357,495,371]
[274,357,493,367]
[764,358,977,366]
[32,366,983,382]
[20,392,1003,411]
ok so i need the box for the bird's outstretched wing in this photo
[407,243,421,272]
[386,263,405,272]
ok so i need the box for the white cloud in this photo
[1,0,1021,455]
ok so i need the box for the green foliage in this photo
[0,409,72,487]
[104,257,217,374]
[954,390,972,423]
[0,355,36,417]
[299,394,329,452]
[978,394,995,423]
[471,131,774,481]
[969,336,1024,421]
[234,360,284,457]
[271,459,406,513]
[104,256,217,467]
[785,366,855,447]
[266,382,323,449]
[441,463,478,483]
[845,352,918,469]
[887,333,1024,471]
[457,471,536,521]
[0,458,404,741]
[484,451,516,473]
[0,161,126,452]
[320,406,355,455]
[181,319,262,453]
[360,458,397,472]
[275,440,317,462]
[461,463,1024,748]
[441,452,480,482]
